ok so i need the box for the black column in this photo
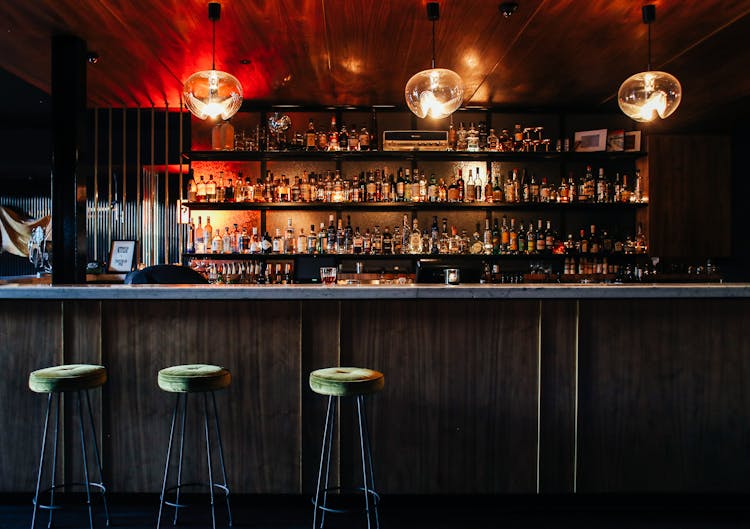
[51,35,88,284]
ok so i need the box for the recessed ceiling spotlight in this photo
[499,2,518,18]
[239,59,251,65]
[87,52,99,64]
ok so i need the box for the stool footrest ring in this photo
[33,482,107,511]
[312,486,380,514]
[162,482,230,509]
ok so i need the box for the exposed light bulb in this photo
[405,68,464,119]
[618,70,681,123]
[184,69,243,121]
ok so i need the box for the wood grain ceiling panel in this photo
[0,0,749,128]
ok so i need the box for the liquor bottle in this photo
[317,222,327,253]
[291,177,301,202]
[500,215,510,253]
[187,218,196,253]
[448,121,457,151]
[188,173,197,202]
[529,173,540,202]
[487,128,499,151]
[366,172,377,202]
[431,216,440,254]
[204,216,213,250]
[382,227,393,255]
[536,219,546,253]
[484,173,494,203]
[196,175,207,202]
[359,126,370,151]
[336,218,345,253]
[527,222,536,254]
[404,169,413,202]
[545,220,555,253]
[438,178,448,202]
[353,227,363,254]
[396,169,406,202]
[242,174,253,202]
[440,218,450,254]
[216,172,225,202]
[211,230,222,254]
[492,218,500,254]
[589,224,600,254]
[317,124,328,151]
[518,221,527,254]
[327,116,339,151]
[513,123,524,151]
[225,177,235,202]
[428,174,438,202]
[465,169,476,202]
[634,169,643,203]
[222,227,232,253]
[539,177,550,203]
[483,218,493,254]
[307,224,317,254]
[272,228,283,254]
[344,216,353,253]
[372,225,383,254]
[474,167,483,201]
[305,119,317,151]
[362,229,372,254]
[206,174,217,202]
[596,168,607,203]
[348,124,359,151]
[418,171,427,202]
[478,122,488,151]
[409,218,422,254]
[401,214,411,253]
[448,226,460,254]
[456,122,468,151]
[326,215,336,253]
[492,175,504,203]
[578,228,589,254]
[456,169,465,202]
[509,218,518,254]
[339,123,349,151]
[467,122,479,152]
[500,128,512,152]
[621,174,632,203]
[584,166,595,202]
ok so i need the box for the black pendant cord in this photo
[431,19,436,69]
[647,20,652,71]
[212,18,216,70]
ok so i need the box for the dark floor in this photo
[6,494,750,529]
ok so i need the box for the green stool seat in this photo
[158,364,231,393]
[28,364,107,393]
[309,367,384,397]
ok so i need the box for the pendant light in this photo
[618,4,681,123]
[183,2,243,121]
[404,2,464,119]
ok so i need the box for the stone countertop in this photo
[0,283,748,300]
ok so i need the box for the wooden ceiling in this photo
[2,0,749,129]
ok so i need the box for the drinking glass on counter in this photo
[320,267,337,286]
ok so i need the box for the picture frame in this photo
[573,129,608,152]
[107,240,138,273]
[624,130,642,152]
[606,129,625,152]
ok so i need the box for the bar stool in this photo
[309,367,384,529]
[156,364,232,529]
[29,364,110,529]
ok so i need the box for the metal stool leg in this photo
[77,391,95,529]
[31,393,53,529]
[359,396,380,529]
[203,393,217,529]
[356,396,372,529]
[319,396,337,529]
[47,393,61,529]
[313,395,334,529]
[172,393,188,526]
[157,394,181,529]
[210,392,232,527]
[84,390,110,527]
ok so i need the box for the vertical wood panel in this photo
[538,300,577,493]
[648,135,731,258]
[301,301,340,495]
[341,300,540,494]
[0,301,61,491]
[577,299,750,492]
[102,300,300,493]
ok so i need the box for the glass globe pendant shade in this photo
[183,69,243,121]
[405,68,464,119]
[618,70,681,123]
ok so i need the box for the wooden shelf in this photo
[184,201,647,212]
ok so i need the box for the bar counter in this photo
[2,283,749,496]
[0,282,748,299]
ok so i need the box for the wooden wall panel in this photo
[341,300,540,494]
[300,301,340,495]
[577,299,750,492]
[101,300,300,494]
[538,300,577,493]
[647,135,731,259]
[0,301,61,492]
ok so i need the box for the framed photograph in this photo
[606,129,625,151]
[107,240,137,273]
[624,130,642,152]
[573,129,608,152]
